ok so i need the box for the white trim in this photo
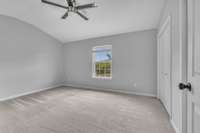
[157,33,160,99]
[0,84,63,102]
[92,45,112,51]
[179,1,188,133]
[158,15,171,37]
[157,15,172,117]
[171,119,180,133]
[64,83,156,97]
[92,76,112,80]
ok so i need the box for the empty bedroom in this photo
[0,0,199,133]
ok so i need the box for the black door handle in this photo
[179,83,192,92]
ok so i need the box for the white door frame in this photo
[157,15,172,117]
[179,0,188,133]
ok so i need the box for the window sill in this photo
[92,76,112,80]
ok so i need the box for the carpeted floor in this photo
[0,87,175,133]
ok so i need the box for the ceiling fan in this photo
[41,0,97,20]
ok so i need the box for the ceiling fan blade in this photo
[76,3,97,10]
[76,11,89,20]
[61,11,69,19]
[41,0,68,9]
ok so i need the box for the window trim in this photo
[92,45,112,80]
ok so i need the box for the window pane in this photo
[95,61,111,77]
[95,51,112,62]
[93,46,112,78]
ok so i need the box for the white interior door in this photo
[158,17,172,116]
[159,35,165,105]
[187,0,200,133]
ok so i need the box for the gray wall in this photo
[0,15,157,99]
[64,29,157,96]
[0,15,64,100]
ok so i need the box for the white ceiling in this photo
[0,0,166,43]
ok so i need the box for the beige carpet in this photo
[0,87,175,133]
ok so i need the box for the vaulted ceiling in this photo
[0,0,166,43]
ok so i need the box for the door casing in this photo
[187,0,200,133]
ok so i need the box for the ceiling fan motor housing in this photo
[42,0,97,20]
[66,0,75,7]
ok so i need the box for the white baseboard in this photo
[0,84,63,102]
[64,83,156,97]
[170,119,180,133]
[0,83,156,101]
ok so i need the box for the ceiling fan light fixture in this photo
[41,0,97,20]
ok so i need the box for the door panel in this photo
[163,22,171,114]
[158,17,172,116]
[187,0,200,133]
[159,37,165,104]
[194,104,200,133]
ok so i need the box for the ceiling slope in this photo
[0,0,166,43]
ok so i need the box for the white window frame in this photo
[92,45,112,80]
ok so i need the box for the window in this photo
[92,45,112,79]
